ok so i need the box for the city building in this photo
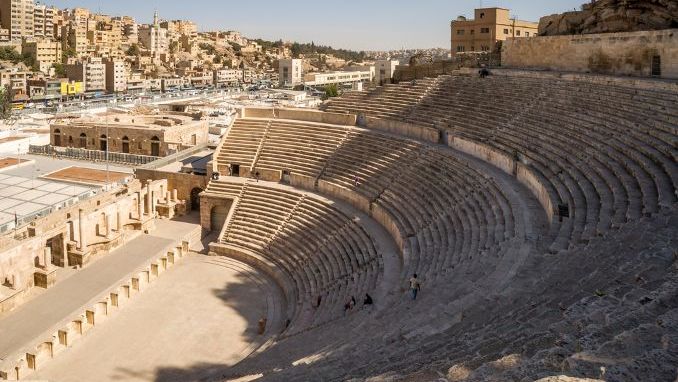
[213,69,243,87]
[0,66,30,100]
[450,7,538,55]
[161,77,185,92]
[279,58,302,87]
[27,77,65,102]
[104,58,127,93]
[33,3,55,39]
[160,20,197,37]
[138,11,168,57]
[64,57,106,93]
[22,39,62,73]
[303,69,373,86]
[0,0,35,40]
[50,113,209,156]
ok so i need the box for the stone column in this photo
[145,183,151,215]
[138,191,144,219]
[166,191,171,204]
[116,208,122,232]
[172,189,178,202]
[105,213,112,238]
[43,247,52,268]
[78,209,87,250]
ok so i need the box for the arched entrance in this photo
[150,136,160,157]
[210,205,229,232]
[53,129,61,146]
[99,135,108,151]
[122,136,130,153]
[190,188,202,211]
[79,133,87,148]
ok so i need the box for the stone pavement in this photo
[33,256,278,382]
[0,217,200,362]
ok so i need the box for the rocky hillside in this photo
[539,0,678,36]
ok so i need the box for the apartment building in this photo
[160,20,197,37]
[0,66,31,99]
[450,8,538,55]
[22,39,62,73]
[104,58,127,93]
[64,57,106,92]
[213,69,243,87]
[279,58,302,87]
[33,3,55,39]
[67,25,89,56]
[0,0,35,40]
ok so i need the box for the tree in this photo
[0,85,14,120]
[61,46,76,63]
[126,44,140,56]
[169,41,179,54]
[53,63,66,77]
[325,84,339,98]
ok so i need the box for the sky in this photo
[46,0,584,51]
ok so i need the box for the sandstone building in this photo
[50,113,208,157]
[450,7,538,54]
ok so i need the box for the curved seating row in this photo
[325,73,678,251]
[204,180,381,331]
[213,118,519,292]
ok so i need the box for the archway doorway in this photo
[151,136,160,157]
[53,129,61,146]
[122,136,130,153]
[99,135,108,151]
[190,188,203,211]
[79,133,87,148]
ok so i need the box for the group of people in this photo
[344,293,373,313]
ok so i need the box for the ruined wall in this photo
[135,169,208,203]
[539,0,678,36]
[502,29,678,78]
[0,179,172,312]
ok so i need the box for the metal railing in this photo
[29,145,160,165]
[0,188,94,235]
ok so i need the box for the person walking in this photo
[409,274,421,300]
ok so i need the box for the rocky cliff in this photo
[539,0,678,36]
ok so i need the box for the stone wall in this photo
[502,29,678,78]
[362,116,440,144]
[241,107,357,126]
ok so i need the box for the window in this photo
[504,29,509,35]
[525,32,530,37]
[479,12,485,19]
[457,29,464,35]
[470,46,475,52]
[456,45,465,53]
[480,28,490,34]
[470,29,475,35]
[516,30,521,36]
